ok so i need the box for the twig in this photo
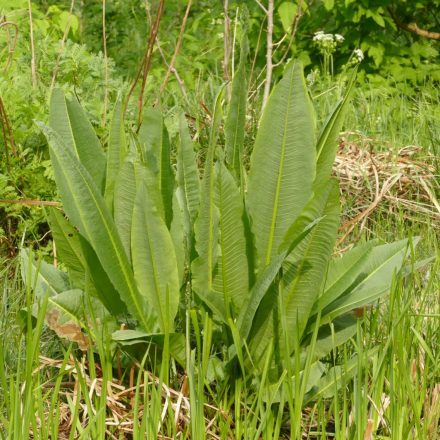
[273,0,304,67]
[337,173,401,246]
[159,0,192,95]
[0,198,61,206]
[136,0,165,130]
[388,6,440,40]
[28,0,37,88]
[155,39,190,108]
[261,0,274,112]
[254,0,268,14]
[124,0,165,129]
[0,96,17,173]
[249,16,266,92]
[0,20,19,73]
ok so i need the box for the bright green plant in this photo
[23,61,416,400]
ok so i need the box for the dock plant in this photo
[22,60,416,402]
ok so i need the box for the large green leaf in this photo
[177,115,200,226]
[247,61,316,271]
[39,123,154,331]
[21,249,70,298]
[105,98,128,210]
[49,208,85,289]
[21,250,112,347]
[225,33,248,185]
[79,236,127,316]
[192,88,224,296]
[311,240,377,315]
[138,108,174,227]
[113,157,145,262]
[49,89,106,193]
[131,183,180,332]
[177,115,200,260]
[212,163,249,314]
[248,180,340,362]
[280,181,340,341]
[320,239,413,322]
[170,190,186,286]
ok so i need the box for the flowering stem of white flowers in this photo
[261,0,274,112]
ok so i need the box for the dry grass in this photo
[335,131,439,246]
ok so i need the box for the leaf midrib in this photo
[265,66,296,266]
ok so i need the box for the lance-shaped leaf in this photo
[311,240,377,316]
[39,123,154,331]
[177,115,200,226]
[225,33,248,184]
[170,190,186,286]
[138,108,174,227]
[281,180,340,340]
[320,238,414,322]
[79,236,127,316]
[237,207,324,342]
[212,163,249,314]
[49,208,86,289]
[21,248,70,298]
[105,98,127,210]
[192,88,224,296]
[114,157,145,262]
[314,69,357,184]
[21,250,113,347]
[248,180,340,362]
[177,115,200,261]
[131,183,180,332]
[49,89,106,193]
[247,61,316,271]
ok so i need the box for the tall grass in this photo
[1,224,439,439]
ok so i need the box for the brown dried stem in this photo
[159,0,192,95]
[124,0,165,130]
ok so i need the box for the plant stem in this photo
[159,0,192,95]
[28,0,37,89]
[261,0,274,112]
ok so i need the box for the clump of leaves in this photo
[23,60,416,402]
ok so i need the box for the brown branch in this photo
[388,6,440,40]
[0,198,61,206]
[124,0,165,129]
[273,0,304,68]
[159,0,192,95]
[136,0,165,131]
[0,20,19,73]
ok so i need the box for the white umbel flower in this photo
[354,48,364,62]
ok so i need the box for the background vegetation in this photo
[0,0,439,438]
